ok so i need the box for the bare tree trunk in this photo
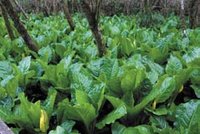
[72,0,80,12]
[62,0,75,31]
[189,0,200,28]
[180,0,186,30]
[1,0,38,52]
[152,0,161,11]
[81,0,106,57]
[162,0,168,16]
[13,0,28,19]
[140,0,145,12]
[35,0,40,12]
[34,0,42,13]
[0,3,15,40]
[43,0,50,17]
[53,0,56,13]
[124,0,132,14]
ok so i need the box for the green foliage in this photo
[112,122,153,134]
[1,13,200,134]
[174,100,200,133]
[57,98,96,129]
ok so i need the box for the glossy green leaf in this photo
[183,48,200,66]
[105,95,125,109]
[155,77,176,103]
[174,100,200,129]
[12,93,42,130]
[121,69,146,93]
[49,120,77,134]
[75,90,90,104]
[112,123,152,134]
[188,105,200,134]
[96,105,127,129]
[191,85,200,98]
[0,61,13,79]
[49,126,66,134]
[38,46,53,63]
[57,99,96,128]
[43,89,57,116]
[18,56,31,73]
[166,55,182,75]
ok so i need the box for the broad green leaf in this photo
[127,54,145,69]
[0,75,14,87]
[121,69,136,92]
[188,105,200,134]
[43,89,57,116]
[107,77,122,95]
[190,68,200,85]
[18,56,31,73]
[146,107,168,116]
[96,105,127,129]
[145,59,164,84]
[0,75,18,98]
[57,99,96,128]
[155,77,176,103]
[123,125,152,134]
[119,37,134,56]
[100,59,120,79]
[191,85,200,98]
[38,45,53,63]
[40,58,70,90]
[105,95,125,109]
[87,85,105,111]
[13,93,42,130]
[150,116,169,129]
[0,61,13,79]
[49,122,79,134]
[121,69,145,93]
[127,76,174,116]
[122,91,134,107]
[49,126,66,134]
[87,58,104,76]
[149,44,169,63]
[166,55,182,75]
[112,122,126,134]
[145,59,164,75]
[147,71,159,84]
[174,100,200,129]
[11,128,22,134]
[60,120,76,133]
[0,106,13,123]
[99,59,122,95]
[0,87,7,99]
[110,26,120,36]
[183,47,200,66]
[70,68,93,92]
[75,90,90,104]
[153,127,180,134]
[70,68,105,110]
[175,68,192,90]
[55,43,66,58]
[112,123,152,134]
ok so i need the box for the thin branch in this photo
[0,3,15,40]
[13,0,28,19]
[1,0,39,52]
